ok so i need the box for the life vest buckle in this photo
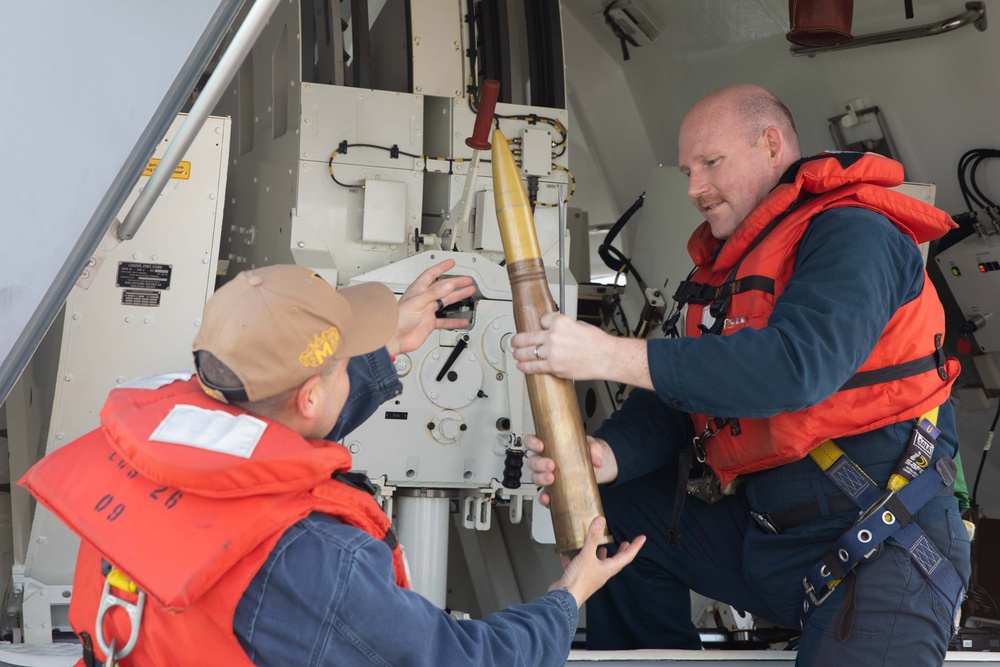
[95,571,146,665]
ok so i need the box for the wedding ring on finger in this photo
[533,345,542,360]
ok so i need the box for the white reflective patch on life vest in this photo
[116,372,195,391]
[149,404,266,458]
[701,307,716,331]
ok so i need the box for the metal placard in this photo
[116,262,173,290]
[121,289,162,307]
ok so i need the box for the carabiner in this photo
[693,420,723,463]
[692,436,707,463]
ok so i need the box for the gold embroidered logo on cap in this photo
[299,327,340,367]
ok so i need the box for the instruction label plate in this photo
[121,289,161,307]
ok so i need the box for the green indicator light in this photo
[951,267,961,276]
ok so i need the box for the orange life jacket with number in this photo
[20,375,408,667]
[674,153,959,487]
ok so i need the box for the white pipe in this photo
[395,494,452,608]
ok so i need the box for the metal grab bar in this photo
[117,0,282,240]
[791,1,986,57]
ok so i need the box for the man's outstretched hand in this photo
[388,259,476,357]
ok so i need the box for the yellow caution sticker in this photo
[143,158,191,180]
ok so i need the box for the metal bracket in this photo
[373,474,397,521]
[461,480,538,530]
[12,575,73,644]
[791,2,986,57]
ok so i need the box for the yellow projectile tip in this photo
[491,129,542,263]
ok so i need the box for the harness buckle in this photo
[854,489,896,528]
[95,570,146,665]
[803,577,836,607]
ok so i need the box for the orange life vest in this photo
[20,376,408,666]
[675,153,959,487]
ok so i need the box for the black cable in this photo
[958,150,986,213]
[969,150,1000,212]
[465,0,479,115]
[967,582,1000,613]
[598,192,647,290]
[493,112,568,146]
[328,153,364,190]
[346,142,421,159]
[603,380,619,413]
[970,396,1000,510]
[328,140,485,190]
[957,149,1000,215]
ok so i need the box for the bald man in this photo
[513,85,969,665]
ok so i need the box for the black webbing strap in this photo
[673,192,813,337]
[331,471,398,550]
[669,445,695,547]
[673,275,775,305]
[839,334,950,391]
[80,632,98,667]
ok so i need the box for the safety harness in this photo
[800,412,966,630]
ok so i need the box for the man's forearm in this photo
[599,336,652,390]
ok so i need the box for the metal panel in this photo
[363,179,409,243]
[0,0,243,407]
[7,115,231,641]
[300,84,424,168]
[411,0,465,98]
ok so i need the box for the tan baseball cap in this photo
[192,265,398,402]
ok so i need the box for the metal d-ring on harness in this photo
[93,568,146,667]
[800,413,966,632]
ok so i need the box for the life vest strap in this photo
[673,275,775,306]
[839,334,949,391]
[331,471,399,551]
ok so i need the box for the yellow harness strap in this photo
[804,408,941,596]
[808,407,938,479]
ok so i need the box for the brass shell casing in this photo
[491,129,612,553]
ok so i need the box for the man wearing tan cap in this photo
[22,260,643,666]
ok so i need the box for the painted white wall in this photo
[565,0,1000,223]
[563,7,657,228]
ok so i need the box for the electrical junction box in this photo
[362,179,408,244]
[936,234,1000,353]
[520,127,552,177]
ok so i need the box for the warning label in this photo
[116,262,172,290]
[142,159,191,180]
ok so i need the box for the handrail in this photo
[117,0,282,240]
[791,1,986,57]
